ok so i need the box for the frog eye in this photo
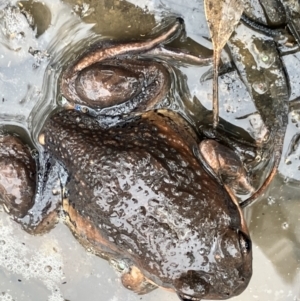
[238,230,252,255]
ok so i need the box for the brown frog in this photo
[0,19,253,300]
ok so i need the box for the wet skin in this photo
[0,19,253,300]
[0,135,35,218]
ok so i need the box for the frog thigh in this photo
[199,139,254,195]
[121,266,157,295]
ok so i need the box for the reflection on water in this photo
[0,0,300,300]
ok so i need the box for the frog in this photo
[0,18,253,300]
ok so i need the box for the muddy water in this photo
[0,0,300,300]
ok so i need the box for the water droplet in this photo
[44,265,52,273]
[52,189,59,195]
[252,81,268,94]
[215,252,222,262]
[222,272,228,279]
[199,248,205,255]
[0,240,5,245]
[118,262,126,271]
[267,196,275,205]
[282,222,289,230]
[255,155,261,162]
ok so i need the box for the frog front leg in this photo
[199,139,255,234]
[199,139,255,199]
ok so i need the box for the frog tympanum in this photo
[0,19,253,300]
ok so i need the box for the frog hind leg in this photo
[121,266,158,295]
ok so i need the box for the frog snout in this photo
[175,229,252,301]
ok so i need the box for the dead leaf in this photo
[204,0,244,128]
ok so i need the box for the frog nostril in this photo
[238,230,252,255]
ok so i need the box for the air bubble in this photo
[252,81,268,94]
[283,177,290,183]
[118,262,126,271]
[267,196,275,205]
[255,155,261,162]
[0,292,15,301]
[199,248,205,255]
[261,54,269,62]
[282,222,289,230]
[52,189,59,195]
[44,265,52,272]
[215,252,222,262]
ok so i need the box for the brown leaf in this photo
[204,0,244,128]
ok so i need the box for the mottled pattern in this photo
[42,109,252,299]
